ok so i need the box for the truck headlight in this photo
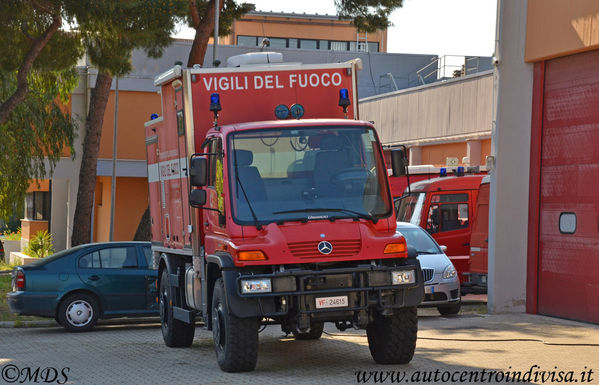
[241,279,272,294]
[391,270,415,285]
[443,265,457,279]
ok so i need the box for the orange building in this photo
[220,11,387,53]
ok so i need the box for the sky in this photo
[174,0,498,58]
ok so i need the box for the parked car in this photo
[396,222,461,315]
[7,242,158,332]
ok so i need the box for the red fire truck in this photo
[144,54,424,372]
[468,175,490,291]
[394,173,486,291]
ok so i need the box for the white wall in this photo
[46,66,88,251]
[360,72,493,147]
[488,0,534,313]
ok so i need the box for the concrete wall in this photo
[108,41,437,99]
[44,66,88,251]
[526,0,599,61]
[359,71,493,147]
[488,0,534,313]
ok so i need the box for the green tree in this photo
[70,0,187,246]
[0,0,82,125]
[0,0,82,221]
[335,0,404,32]
[185,0,255,67]
[0,69,78,220]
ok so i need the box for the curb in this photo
[0,317,161,329]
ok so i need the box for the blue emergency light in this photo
[456,166,465,176]
[210,93,222,112]
[440,168,447,177]
[338,88,350,108]
[150,113,158,120]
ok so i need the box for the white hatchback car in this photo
[397,222,461,315]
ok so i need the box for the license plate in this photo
[425,285,435,294]
[315,296,348,309]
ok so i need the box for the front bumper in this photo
[222,261,425,320]
[420,277,460,307]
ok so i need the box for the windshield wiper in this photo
[416,250,438,254]
[273,208,378,224]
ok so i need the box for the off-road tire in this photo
[57,293,99,332]
[292,322,324,340]
[160,270,195,347]
[212,278,259,372]
[367,306,418,364]
[437,301,461,316]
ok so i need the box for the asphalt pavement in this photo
[0,301,598,385]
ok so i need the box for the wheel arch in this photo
[55,289,104,320]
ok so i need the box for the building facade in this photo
[491,0,599,324]
[221,11,387,53]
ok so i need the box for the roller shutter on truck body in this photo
[533,49,599,324]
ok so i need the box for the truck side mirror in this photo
[189,156,208,186]
[189,189,207,207]
[391,148,408,177]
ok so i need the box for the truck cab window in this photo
[427,194,469,233]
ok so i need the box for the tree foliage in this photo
[0,69,78,220]
[185,0,254,67]
[0,0,83,126]
[335,0,403,32]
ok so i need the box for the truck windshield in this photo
[396,193,425,225]
[228,126,392,225]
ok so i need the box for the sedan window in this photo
[398,227,441,254]
[79,252,101,269]
[78,247,138,269]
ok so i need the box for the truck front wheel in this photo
[367,306,418,364]
[212,278,259,372]
[160,270,195,347]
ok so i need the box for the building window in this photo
[25,191,50,220]
[331,41,348,51]
[318,40,329,50]
[237,35,258,46]
[269,38,287,49]
[299,39,317,50]
[235,35,378,52]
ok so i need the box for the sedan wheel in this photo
[58,293,99,332]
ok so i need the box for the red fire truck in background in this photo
[394,171,489,293]
[144,53,424,372]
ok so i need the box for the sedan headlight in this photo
[241,279,272,294]
[391,270,416,285]
[443,264,457,279]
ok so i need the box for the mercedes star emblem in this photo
[317,241,333,255]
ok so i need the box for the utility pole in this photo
[109,78,118,241]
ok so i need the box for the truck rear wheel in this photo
[212,278,259,372]
[160,270,195,347]
[367,306,417,364]
[292,322,324,340]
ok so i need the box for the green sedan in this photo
[7,242,158,332]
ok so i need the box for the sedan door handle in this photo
[88,275,100,281]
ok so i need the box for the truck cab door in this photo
[425,192,472,256]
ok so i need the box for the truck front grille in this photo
[288,239,361,258]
